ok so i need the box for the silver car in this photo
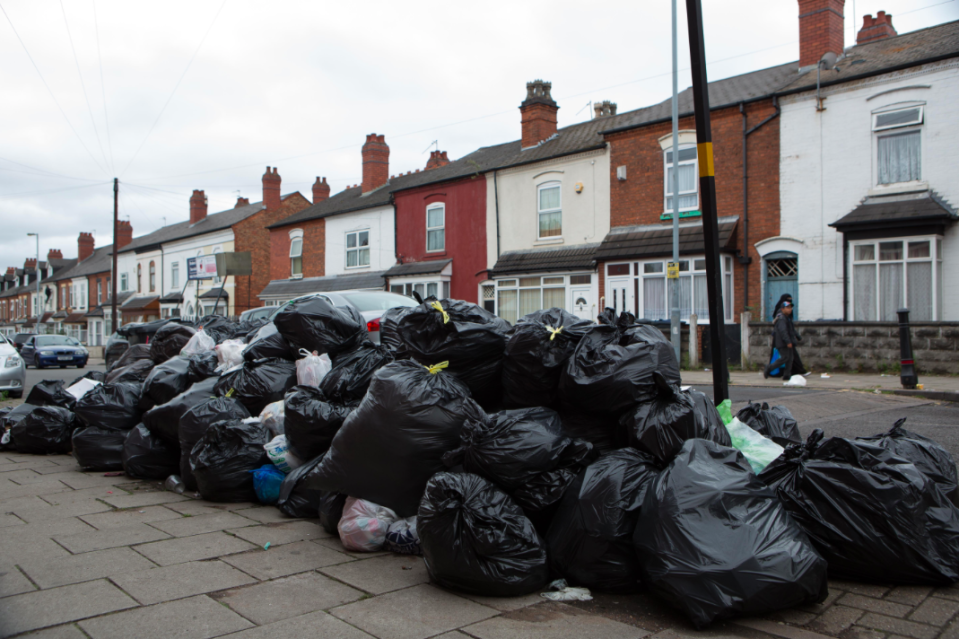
[269,290,419,344]
[239,306,276,323]
[0,333,26,399]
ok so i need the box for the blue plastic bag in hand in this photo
[252,464,285,505]
[768,348,783,377]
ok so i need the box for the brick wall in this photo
[268,217,327,283]
[86,272,110,308]
[232,193,311,313]
[604,99,781,322]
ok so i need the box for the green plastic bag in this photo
[725,417,784,473]
[716,399,733,425]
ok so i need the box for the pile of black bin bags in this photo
[7,302,959,630]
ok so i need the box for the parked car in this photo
[12,333,36,353]
[0,333,25,398]
[270,290,419,344]
[20,334,89,369]
[240,306,277,323]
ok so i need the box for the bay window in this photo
[852,237,939,321]
[537,183,562,238]
[346,230,370,268]
[496,276,567,324]
[637,256,733,322]
[664,145,699,216]
[390,280,450,300]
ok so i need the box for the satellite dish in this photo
[819,51,838,70]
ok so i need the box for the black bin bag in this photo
[74,382,143,431]
[106,358,154,385]
[243,322,296,362]
[12,406,78,454]
[443,407,597,513]
[320,341,394,403]
[68,370,106,387]
[635,439,827,628]
[379,305,414,357]
[857,417,959,505]
[759,429,959,585]
[277,455,325,518]
[188,350,220,381]
[142,356,194,407]
[418,472,549,597]
[194,315,235,344]
[283,386,354,461]
[546,448,660,592]
[72,426,127,471]
[560,323,681,417]
[736,401,801,447]
[319,491,347,535]
[394,299,510,409]
[310,359,485,516]
[107,343,152,374]
[123,424,180,479]
[190,418,270,502]
[26,379,76,410]
[621,373,731,467]
[143,377,219,443]
[150,322,196,364]
[179,396,251,491]
[273,296,368,357]
[501,308,593,408]
[214,357,297,416]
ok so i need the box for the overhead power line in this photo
[92,0,115,173]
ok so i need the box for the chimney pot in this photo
[312,176,331,204]
[520,80,559,148]
[78,232,95,262]
[857,10,897,44]
[189,189,208,225]
[798,0,845,68]
[262,166,282,210]
[593,100,618,118]
[426,150,451,170]
[361,134,390,193]
[234,196,250,208]
[46,249,63,261]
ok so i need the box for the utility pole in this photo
[27,233,39,331]
[669,0,681,365]
[685,0,729,404]
[111,178,118,335]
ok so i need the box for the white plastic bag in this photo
[66,378,101,401]
[338,497,397,552]
[180,327,216,356]
[259,400,285,436]
[784,375,807,387]
[215,339,245,372]
[724,417,784,473]
[264,434,303,473]
[384,516,421,555]
[296,349,332,387]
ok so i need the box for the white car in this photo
[0,333,26,399]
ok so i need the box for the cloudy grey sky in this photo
[2,0,956,267]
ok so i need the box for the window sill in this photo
[868,181,928,196]
[344,265,371,270]
[425,251,448,257]
[289,274,303,280]
[534,237,564,246]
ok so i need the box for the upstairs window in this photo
[346,230,370,268]
[120,272,128,292]
[149,261,156,292]
[664,145,699,215]
[290,238,303,277]
[874,106,923,185]
[97,279,102,305]
[137,265,142,293]
[537,183,562,238]
[427,204,445,252]
[171,262,179,289]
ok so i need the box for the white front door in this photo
[571,288,594,321]
[606,278,632,316]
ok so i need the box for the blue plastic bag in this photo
[768,348,783,377]
[252,464,285,505]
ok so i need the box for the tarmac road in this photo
[21,360,108,398]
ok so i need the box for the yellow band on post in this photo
[430,301,450,324]
[424,361,450,375]
[544,325,564,341]
[698,142,714,177]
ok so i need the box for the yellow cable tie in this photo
[544,324,564,341]
[225,388,235,398]
[424,361,450,375]
[430,301,450,324]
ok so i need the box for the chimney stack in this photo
[313,177,330,203]
[235,196,250,208]
[78,232,95,262]
[24,258,37,270]
[520,80,559,148]
[593,100,618,118]
[47,249,62,261]
[362,135,390,193]
[262,166,281,210]
[116,220,133,249]
[425,151,450,170]
[6,267,15,276]
[189,189,208,225]
[798,0,845,69]
[858,11,896,44]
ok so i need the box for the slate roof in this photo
[199,288,229,300]
[258,271,388,299]
[491,244,599,276]
[85,291,135,317]
[830,190,959,230]
[159,292,184,303]
[384,259,452,277]
[48,246,113,283]
[121,295,159,310]
[594,216,739,261]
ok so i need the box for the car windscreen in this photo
[340,292,419,312]
[36,336,80,347]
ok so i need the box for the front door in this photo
[571,288,594,321]
[765,252,799,320]
[607,278,632,317]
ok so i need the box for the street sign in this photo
[667,262,680,279]
[187,256,218,280]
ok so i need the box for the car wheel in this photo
[36,361,44,369]
[10,391,22,399]
[59,365,67,369]
[77,364,85,369]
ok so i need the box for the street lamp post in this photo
[26,233,40,333]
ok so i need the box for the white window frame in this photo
[537,182,562,240]
[663,144,699,216]
[633,256,734,324]
[389,278,449,301]
[345,229,371,269]
[494,274,578,324]
[120,272,128,292]
[289,229,304,279]
[872,105,924,132]
[850,236,940,322]
[872,103,924,186]
[171,262,179,289]
[426,204,445,252]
